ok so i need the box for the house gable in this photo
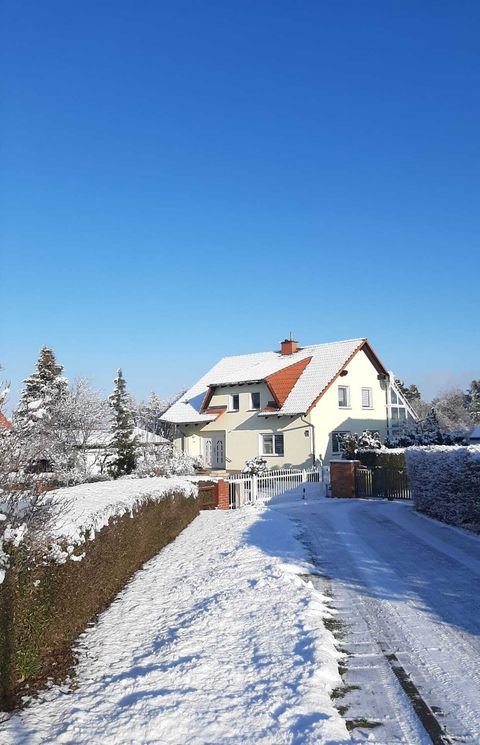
[305,340,388,415]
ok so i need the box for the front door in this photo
[203,433,225,469]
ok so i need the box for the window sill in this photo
[338,406,351,410]
[260,453,283,457]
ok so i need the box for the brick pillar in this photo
[216,480,230,510]
[330,460,359,498]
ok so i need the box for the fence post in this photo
[302,469,307,483]
[251,474,258,503]
[330,460,360,498]
[216,480,230,510]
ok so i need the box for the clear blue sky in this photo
[1,0,479,407]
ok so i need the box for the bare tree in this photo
[136,389,185,441]
[47,378,112,483]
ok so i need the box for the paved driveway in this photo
[288,499,480,744]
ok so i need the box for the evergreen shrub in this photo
[405,446,480,529]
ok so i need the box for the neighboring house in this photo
[469,425,480,445]
[161,337,416,471]
[0,413,12,430]
[82,427,172,475]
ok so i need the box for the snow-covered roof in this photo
[162,338,384,423]
[86,428,171,447]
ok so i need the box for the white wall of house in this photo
[175,382,312,471]
[309,347,388,462]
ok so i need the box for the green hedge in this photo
[0,491,199,710]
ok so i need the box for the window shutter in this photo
[362,388,371,408]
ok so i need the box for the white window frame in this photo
[250,391,261,410]
[338,385,350,408]
[229,393,240,412]
[361,387,373,409]
[332,430,350,454]
[259,432,284,456]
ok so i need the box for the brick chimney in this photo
[280,338,298,355]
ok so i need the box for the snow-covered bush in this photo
[135,445,199,477]
[242,456,268,475]
[338,431,381,459]
[384,408,464,448]
[405,446,480,530]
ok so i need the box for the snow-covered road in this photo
[3,495,480,745]
[286,498,480,744]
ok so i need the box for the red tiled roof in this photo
[265,356,312,407]
[0,412,12,430]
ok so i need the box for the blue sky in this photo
[1,0,479,407]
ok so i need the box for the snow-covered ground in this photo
[0,503,349,745]
[3,491,480,744]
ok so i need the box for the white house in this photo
[469,425,480,445]
[83,427,172,475]
[161,337,416,471]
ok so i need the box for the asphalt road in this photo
[293,499,480,744]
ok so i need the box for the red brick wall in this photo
[216,480,230,510]
[330,460,359,498]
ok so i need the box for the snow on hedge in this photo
[405,445,480,528]
[0,477,198,575]
[49,476,197,550]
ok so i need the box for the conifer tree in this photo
[466,380,480,424]
[108,369,137,477]
[15,347,68,432]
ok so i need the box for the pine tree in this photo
[15,347,68,432]
[108,369,137,477]
[466,380,480,424]
[12,347,69,472]
[395,378,421,403]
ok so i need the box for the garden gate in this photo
[227,467,327,509]
[355,466,411,500]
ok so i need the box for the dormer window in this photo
[250,392,261,410]
[229,394,239,412]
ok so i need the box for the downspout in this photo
[300,414,316,468]
[384,375,390,438]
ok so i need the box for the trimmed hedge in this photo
[0,490,199,710]
[405,446,480,529]
[358,449,406,469]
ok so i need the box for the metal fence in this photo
[356,466,411,500]
[227,467,326,509]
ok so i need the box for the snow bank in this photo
[406,445,480,529]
